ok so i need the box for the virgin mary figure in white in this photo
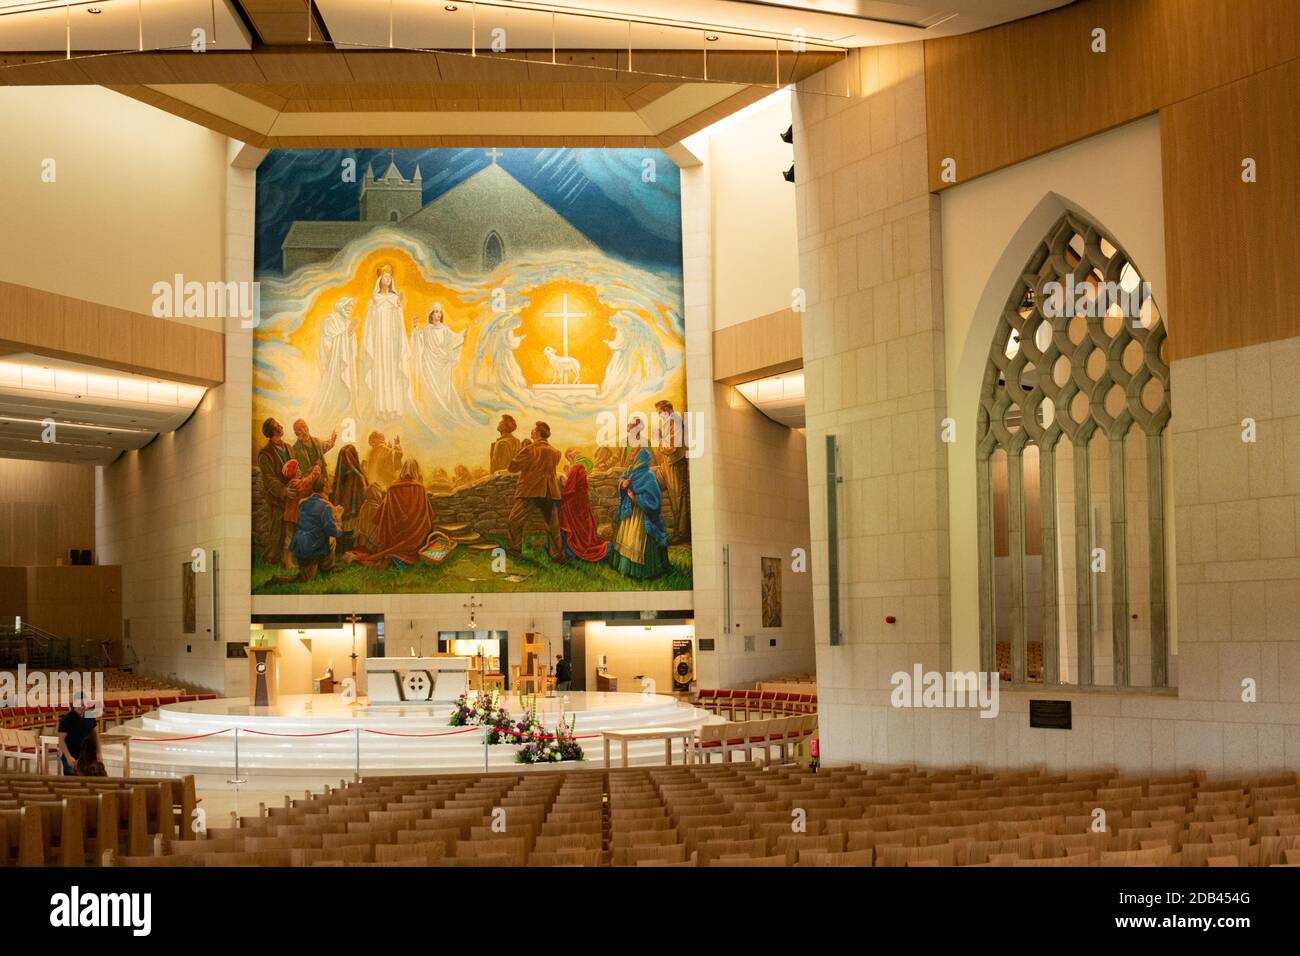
[411,301,475,429]
[360,264,410,421]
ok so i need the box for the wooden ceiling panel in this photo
[251,48,352,83]
[68,55,186,87]
[153,52,272,84]
[341,51,446,83]
[0,56,94,85]
[225,82,291,109]
[240,0,327,46]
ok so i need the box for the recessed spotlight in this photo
[444,4,458,10]
[88,6,102,13]
[705,33,719,42]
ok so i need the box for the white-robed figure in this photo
[361,264,410,421]
[411,302,475,427]
[313,296,358,421]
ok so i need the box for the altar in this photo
[364,656,470,704]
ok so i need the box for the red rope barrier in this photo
[122,729,233,743]
[120,725,641,745]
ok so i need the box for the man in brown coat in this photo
[506,421,566,563]
[256,417,293,566]
[655,399,691,543]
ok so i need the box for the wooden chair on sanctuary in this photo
[517,632,546,697]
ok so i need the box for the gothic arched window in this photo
[976,212,1170,689]
[483,231,505,272]
[389,210,400,222]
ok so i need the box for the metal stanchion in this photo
[354,727,361,782]
[484,724,490,772]
[226,727,246,785]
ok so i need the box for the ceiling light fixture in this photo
[705,33,719,41]
[444,4,458,10]
[88,6,102,13]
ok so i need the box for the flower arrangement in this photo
[515,710,585,764]
[449,691,585,762]
[447,690,515,744]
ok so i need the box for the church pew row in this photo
[0,773,197,866]
[83,764,1300,867]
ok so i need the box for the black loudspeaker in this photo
[780,124,793,144]
[69,549,92,566]
[80,549,92,565]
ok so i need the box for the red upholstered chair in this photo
[714,689,734,719]
[696,723,747,763]
[735,690,759,721]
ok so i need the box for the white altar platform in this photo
[106,691,718,776]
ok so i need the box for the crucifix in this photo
[463,595,481,631]
[544,293,587,358]
[347,612,361,680]
[486,147,503,165]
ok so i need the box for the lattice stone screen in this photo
[976,212,1170,687]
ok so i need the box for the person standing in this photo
[315,296,358,422]
[330,443,367,554]
[490,414,522,473]
[361,263,411,420]
[655,399,691,544]
[506,421,566,563]
[609,419,670,580]
[364,431,403,488]
[256,417,293,566]
[292,419,337,485]
[411,302,473,425]
[57,693,97,777]
[554,654,573,692]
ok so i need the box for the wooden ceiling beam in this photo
[0,47,838,86]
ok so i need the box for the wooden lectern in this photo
[517,632,546,696]
[246,645,280,708]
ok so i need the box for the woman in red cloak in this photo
[559,448,609,562]
[345,460,432,567]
